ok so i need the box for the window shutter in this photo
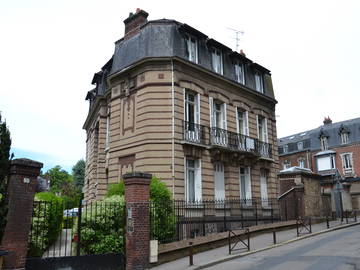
[256,115,260,139]
[209,97,214,128]
[245,111,249,136]
[196,94,200,124]
[246,167,252,200]
[235,107,239,133]
[264,118,268,143]
[183,88,186,121]
[222,103,227,130]
[195,159,202,201]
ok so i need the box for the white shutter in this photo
[195,159,202,201]
[246,167,252,200]
[264,118,268,143]
[260,170,268,203]
[222,103,227,130]
[209,97,214,128]
[256,115,260,139]
[244,111,249,136]
[196,94,200,124]
[235,107,239,133]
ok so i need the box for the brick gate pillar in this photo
[1,158,42,270]
[123,172,152,270]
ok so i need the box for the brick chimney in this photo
[323,116,332,125]
[123,8,149,40]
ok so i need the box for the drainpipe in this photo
[171,59,175,197]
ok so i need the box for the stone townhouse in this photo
[278,117,360,208]
[83,9,279,203]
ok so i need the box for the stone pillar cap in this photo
[11,158,43,168]
[123,172,152,179]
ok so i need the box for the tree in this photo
[72,159,85,191]
[44,165,72,194]
[0,113,11,241]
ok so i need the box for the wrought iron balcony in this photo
[182,121,272,158]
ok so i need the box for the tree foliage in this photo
[72,159,85,191]
[0,113,11,242]
[44,165,72,193]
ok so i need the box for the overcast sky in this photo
[1,0,359,172]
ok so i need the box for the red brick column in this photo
[123,172,152,270]
[1,158,42,270]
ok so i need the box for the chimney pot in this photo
[323,116,332,125]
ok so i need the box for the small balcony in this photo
[182,121,272,158]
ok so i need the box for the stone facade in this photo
[83,10,279,203]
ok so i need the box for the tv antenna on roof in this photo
[227,28,244,52]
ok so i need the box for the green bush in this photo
[78,195,125,254]
[28,192,63,257]
[105,176,176,243]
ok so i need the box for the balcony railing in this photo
[183,121,272,158]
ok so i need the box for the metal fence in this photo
[150,198,280,244]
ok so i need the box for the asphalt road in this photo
[206,225,360,270]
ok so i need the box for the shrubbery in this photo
[77,195,125,254]
[28,192,63,257]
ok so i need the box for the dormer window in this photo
[340,132,349,144]
[185,34,198,63]
[212,49,223,75]
[297,141,303,150]
[320,136,328,151]
[254,71,264,93]
[235,62,245,84]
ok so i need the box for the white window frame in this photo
[239,167,252,205]
[235,62,245,84]
[341,153,353,171]
[297,142,303,151]
[185,34,198,63]
[257,115,268,143]
[260,169,268,206]
[298,158,305,168]
[283,145,288,153]
[283,161,291,170]
[236,108,249,136]
[340,132,349,144]
[320,136,328,151]
[185,158,202,202]
[254,71,264,93]
[211,49,223,75]
[317,155,335,171]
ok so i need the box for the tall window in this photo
[209,98,227,146]
[235,62,245,84]
[236,108,249,136]
[257,116,268,142]
[341,153,353,172]
[184,90,200,142]
[212,49,223,75]
[254,71,264,93]
[320,136,328,151]
[260,169,268,206]
[340,132,349,144]
[298,158,305,168]
[239,167,252,205]
[185,34,198,63]
[186,158,202,202]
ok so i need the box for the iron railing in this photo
[182,121,272,158]
[150,198,280,244]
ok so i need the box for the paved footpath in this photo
[151,218,360,270]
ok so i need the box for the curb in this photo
[192,221,360,270]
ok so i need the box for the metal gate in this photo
[26,199,125,270]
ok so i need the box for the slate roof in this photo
[86,18,274,101]
[278,117,360,155]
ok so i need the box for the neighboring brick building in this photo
[83,9,279,203]
[278,117,360,208]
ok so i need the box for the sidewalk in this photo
[151,218,360,270]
